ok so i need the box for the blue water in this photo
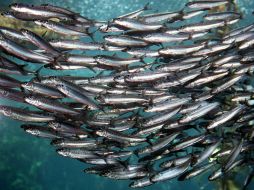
[0,0,254,190]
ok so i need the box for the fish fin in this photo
[41,30,48,38]
[33,65,44,82]
[159,43,165,49]
[143,2,151,11]
[52,54,66,69]
[86,66,97,73]
[133,149,140,158]
[87,30,96,41]
[102,43,107,51]
[105,20,112,32]
[20,83,26,93]
[95,70,105,77]
[139,55,147,65]
[20,63,29,70]
[20,64,35,75]
[146,137,153,146]
[118,157,131,169]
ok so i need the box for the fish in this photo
[56,83,100,110]
[48,122,88,138]
[179,102,220,124]
[0,105,55,122]
[0,56,30,75]
[0,87,24,102]
[34,20,89,36]
[209,159,245,181]
[96,94,148,105]
[144,97,190,113]
[21,82,65,98]
[140,33,190,43]
[142,107,181,127]
[138,11,181,23]
[207,105,244,130]
[104,35,148,47]
[112,18,163,31]
[223,139,244,172]
[57,148,99,159]
[0,74,21,88]
[49,40,104,50]
[24,95,81,115]
[21,124,61,139]
[2,11,51,21]
[101,167,148,179]
[238,35,254,50]
[159,43,206,56]
[179,20,226,33]
[170,134,207,152]
[223,31,254,44]
[0,33,53,63]
[243,169,254,190]
[135,132,179,155]
[192,43,232,56]
[192,140,221,166]
[117,3,150,19]
[95,129,146,143]
[10,3,73,20]
[151,161,190,182]
[185,71,228,88]
[178,162,216,181]
[183,9,208,20]
[95,55,141,68]
[124,71,172,83]
[224,24,254,39]
[21,29,60,57]
[58,54,97,68]
[129,178,153,188]
[156,61,200,72]
[160,155,192,168]
[204,12,241,21]
[186,0,229,9]
[0,26,27,41]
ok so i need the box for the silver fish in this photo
[96,129,146,143]
[180,102,220,124]
[113,18,163,31]
[25,95,80,115]
[138,11,181,23]
[207,105,244,130]
[151,161,190,182]
[0,106,55,122]
[186,0,228,9]
[50,40,104,50]
[35,20,89,36]
[142,107,180,127]
[104,35,148,47]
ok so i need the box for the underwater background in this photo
[0,0,254,190]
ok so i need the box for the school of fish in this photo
[0,0,254,189]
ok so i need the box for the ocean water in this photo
[0,0,254,190]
